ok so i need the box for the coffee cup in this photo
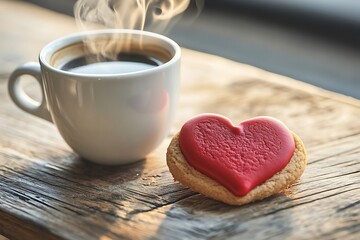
[8,29,180,165]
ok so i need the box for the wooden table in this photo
[1,1,359,239]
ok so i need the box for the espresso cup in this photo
[8,29,180,165]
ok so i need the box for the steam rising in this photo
[74,0,203,59]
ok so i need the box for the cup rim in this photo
[39,29,181,79]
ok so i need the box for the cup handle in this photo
[8,62,52,122]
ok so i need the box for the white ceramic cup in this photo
[8,29,180,165]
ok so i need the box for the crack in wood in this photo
[282,182,359,203]
[260,187,360,218]
[336,200,360,213]
[309,146,360,165]
[327,159,360,168]
[0,179,86,216]
[0,187,62,218]
[300,170,360,185]
[127,192,199,217]
[2,166,97,196]
[320,224,360,238]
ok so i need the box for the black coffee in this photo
[61,53,163,74]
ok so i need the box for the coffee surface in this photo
[61,53,162,74]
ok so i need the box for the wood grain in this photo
[1,1,360,239]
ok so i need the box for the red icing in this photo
[179,114,295,196]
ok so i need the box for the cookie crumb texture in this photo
[166,133,307,206]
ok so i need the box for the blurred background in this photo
[21,0,360,99]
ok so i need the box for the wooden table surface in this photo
[1,1,360,239]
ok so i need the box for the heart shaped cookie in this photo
[167,114,307,205]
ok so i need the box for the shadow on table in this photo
[152,192,295,239]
